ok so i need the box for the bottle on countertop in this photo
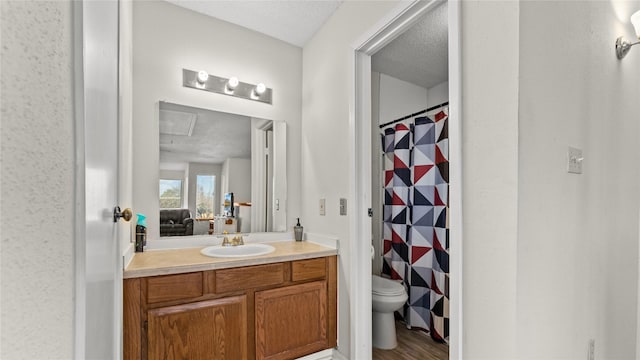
[294,218,303,241]
[135,213,147,252]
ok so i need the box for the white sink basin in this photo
[200,243,276,258]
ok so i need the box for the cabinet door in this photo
[255,281,328,360]
[148,296,247,360]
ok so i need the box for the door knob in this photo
[113,206,133,222]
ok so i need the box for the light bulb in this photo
[255,83,266,95]
[196,70,209,84]
[631,10,640,38]
[227,77,239,91]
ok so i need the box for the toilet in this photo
[372,274,409,349]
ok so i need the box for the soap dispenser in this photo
[135,213,147,252]
[294,218,303,241]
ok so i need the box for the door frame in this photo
[349,1,462,358]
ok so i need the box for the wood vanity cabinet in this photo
[124,256,337,360]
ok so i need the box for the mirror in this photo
[158,101,287,236]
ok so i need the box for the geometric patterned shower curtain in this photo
[381,110,449,343]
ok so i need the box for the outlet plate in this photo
[339,198,347,216]
[319,198,326,216]
[568,147,583,174]
[588,339,594,360]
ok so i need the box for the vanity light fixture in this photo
[226,76,239,92]
[196,70,209,85]
[252,83,267,99]
[616,10,640,59]
[182,69,272,104]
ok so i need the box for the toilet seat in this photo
[372,275,406,296]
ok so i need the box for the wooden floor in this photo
[372,321,448,360]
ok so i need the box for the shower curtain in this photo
[381,109,449,343]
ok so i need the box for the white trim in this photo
[294,348,348,360]
[447,2,463,359]
[295,348,334,360]
[251,121,268,232]
[352,0,444,54]
[330,349,348,360]
[347,49,374,360]
[351,1,462,359]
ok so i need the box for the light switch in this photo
[319,198,326,216]
[567,147,583,174]
[340,198,347,216]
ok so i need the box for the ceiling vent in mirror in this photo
[159,109,197,136]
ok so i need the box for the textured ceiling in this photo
[372,2,448,89]
[159,102,255,165]
[165,0,343,47]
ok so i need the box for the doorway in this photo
[351,0,462,359]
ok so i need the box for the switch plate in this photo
[567,147,583,174]
[319,198,326,216]
[340,198,347,216]
[588,339,595,360]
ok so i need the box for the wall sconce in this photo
[182,69,272,104]
[616,10,640,59]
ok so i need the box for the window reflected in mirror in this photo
[159,179,183,209]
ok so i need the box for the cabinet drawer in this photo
[292,258,326,282]
[216,263,284,293]
[147,272,203,304]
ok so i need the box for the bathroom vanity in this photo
[123,241,337,360]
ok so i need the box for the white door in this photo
[74,1,122,359]
[271,122,287,232]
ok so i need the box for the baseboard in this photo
[296,348,346,360]
[331,349,349,360]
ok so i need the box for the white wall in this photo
[0,1,75,358]
[221,158,251,205]
[378,72,428,124]
[427,80,448,108]
[132,1,302,240]
[518,1,640,359]
[302,1,402,356]
[460,2,520,358]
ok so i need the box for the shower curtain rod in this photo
[378,101,449,129]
